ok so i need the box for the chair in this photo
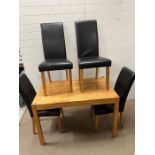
[38,22,73,95]
[19,73,64,134]
[75,20,112,91]
[92,67,135,131]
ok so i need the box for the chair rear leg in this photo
[79,69,84,92]
[66,70,68,81]
[92,108,99,132]
[94,115,99,132]
[120,112,124,128]
[106,67,110,90]
[41,72,47,96]
[57,116,63,133]
[96,67,98,79]
[69,69,73,92]
[47,71,52,82]
[61,109,64,118]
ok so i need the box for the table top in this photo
[32,77,119,110]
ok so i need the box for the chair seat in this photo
[38,108,61,117]
[93,104,114,115]
[79,56,111,69]
[38,59,73,72]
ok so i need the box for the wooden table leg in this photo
[112,99,119,138]
[106,67,110,90]
[47,71,52,83]
[32,105,45,145]
[41,72,47,96]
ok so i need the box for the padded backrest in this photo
[75,20,99,58]
[41,22,67,60]
[19,73,36,117]
[114,67,135,112]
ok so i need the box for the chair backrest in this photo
[41,22,67,60]
[114,67,135,112]
[75,20,99,58]
[19,73,36,117]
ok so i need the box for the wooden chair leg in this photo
[47,71,52,82]
[61,109,64,118]
[31,117,36,134]
[57,116,62,133]
[96,67,98,79]
[92,108,99,132]
[78,69,81,91]
[78,69,80,81]
[106,67,110,90]
[79,69,84,92]
[41,72,47,96]
[120,112,124,128]
[94,115,99,132]
[66,70,68,81]
[69,69,73,92]
[90,106,93,118]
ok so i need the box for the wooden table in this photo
[32,77,119,145]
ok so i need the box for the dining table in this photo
[32,77,119,145]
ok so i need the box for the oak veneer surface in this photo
[32,78,119,110]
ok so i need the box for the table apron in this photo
[35,98,119,110]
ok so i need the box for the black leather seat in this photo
[39,59,73,71]
[75,20,112,91]
[79,56,111,69]
[39,22,73,95]
[92,67,135,131]
[19,73,63,133]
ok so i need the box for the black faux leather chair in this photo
[75,20,112,91]
[38,22,73,95]
[19,73,64,133]
[92,67,135,131]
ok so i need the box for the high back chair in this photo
[75,20,112,91]
[19,73,64,133]
[38,22,73,95]
[92,67,135,131]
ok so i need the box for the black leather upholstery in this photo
[19,73,61,117]
[39,59,73,71]
[75,20,111,69]
[93,104,114,115]
[79,56,111,69]
[39,22,73,72]
[93,67,135,115]
[41,23,66,59]
[38,109,60,117]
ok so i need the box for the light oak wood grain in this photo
[96,67,98,79]
[106,67,110,90]
[41,72,47,96]
[66,70,68,81]
[69,69,73,92]
[32,105,45,145]
[32,78,119,110]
